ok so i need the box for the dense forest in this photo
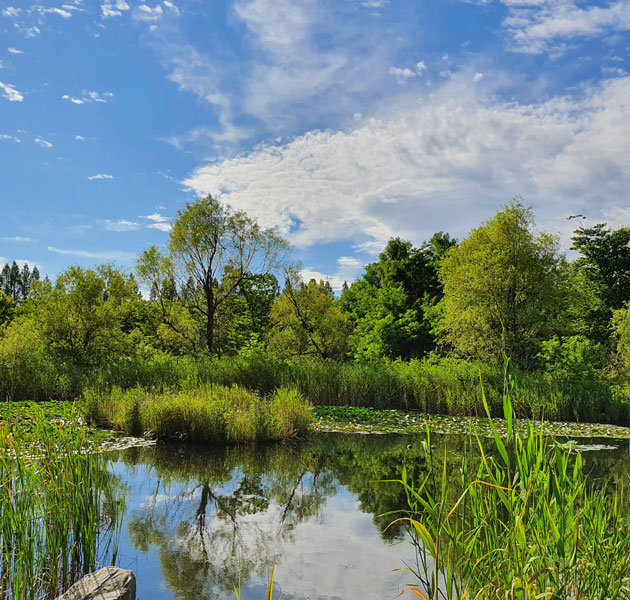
[2,196,630,422]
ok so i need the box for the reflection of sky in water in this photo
[107,442,418,600]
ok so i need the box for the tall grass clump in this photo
[387,375,630,599]
[87,385,312,444]
[0,406,122,600]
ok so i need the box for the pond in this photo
[105,432,630,600]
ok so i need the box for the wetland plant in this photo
[387,377,630,599]
[0,405,122,600]
[86,384,312,444]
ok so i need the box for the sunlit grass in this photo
[385,374,630,599]
[84,384,312,444]
[0,405,122,600]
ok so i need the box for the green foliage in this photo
[162,195,289,352]
[89,384,312,443]
[0,290,15,326]
[538,335,607,381]
[267,278,354,360]
[571,219,630,340]
[37,264,140,366]
[0,406,121,600]
[0,261,40,303]
[440,200,568,367]
[612,302,630,378]
[390,381,630,599]
[342,234,456,360]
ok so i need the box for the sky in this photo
[1,0,630,290]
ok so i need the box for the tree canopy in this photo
[439,200,568,367]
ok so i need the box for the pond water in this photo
[105,432,630,600]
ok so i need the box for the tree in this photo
[0,261,41,302]
[138,195,289,354]
[439,200,568,367]
[0,290,15,327]
[267,278,355,360]
[570,219,630,342]
[341,233,456,360]
[38,265,139,365]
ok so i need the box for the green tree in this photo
[439,200,568,367]
[38,265,140,365]
[341,234,455,360]
[267,278,354,360]
[138,196,289,354]
[0,290,15,327]
[570,219,630,341]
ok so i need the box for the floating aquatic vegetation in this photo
[312,405,630,439]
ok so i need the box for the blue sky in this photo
[1,0,630,289]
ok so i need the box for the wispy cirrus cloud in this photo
[34,137,53,148]
[32,6,73,19]
[7,48,23,55]
[501,0,630,54]
[104,219,139,231]
[0,81,23,102]
[62,91,113,104]
[0,133,20,142]
[88,173,114,180]
[48,246,135,261]
[0,236,33,242]
[1,7,21,17]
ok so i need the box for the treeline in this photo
[2,196,630,421]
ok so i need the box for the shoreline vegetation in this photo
[3,353,628,425]
[0,407,122,600]
[387,385,630,599]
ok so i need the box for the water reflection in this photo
[107,433,630,600]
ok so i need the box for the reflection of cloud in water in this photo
[271,491,412,600]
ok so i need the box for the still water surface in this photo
[106,432,630,600]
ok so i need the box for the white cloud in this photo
[104,219,139,231]
[7,48,23,55]
[88,173,114,180]
[33,6,73,19]
[0,133,19,142]
[34,137,53,148]
[0,81,23,102]
[163,1,179,15]
[24,27,41,38]
[75,134,85,140]
[389,66,416,83]
[1,7,21,17]
[62,91,113,104]
[101,0,130,15]
[135,4,164,21]
[502,0,630,54]
[473,71,484,81]
[0,236,32,242]
[300,256,364,292]
[183,75,630,253]
[140,213,169,222]
[48,246,135,261]
[139,213,172,231]
[62,94,85,104]
[147,222,173,231]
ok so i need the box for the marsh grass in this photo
[0,405,122,600]
[385,376,630,599]
[86,384,312,444]
[4,353,629,425]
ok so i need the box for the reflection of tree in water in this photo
[122,443,335,600]
[115,433,491,600]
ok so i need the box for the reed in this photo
[385,375,630,599]
[0,405,122,600]
[85,384,312,444]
